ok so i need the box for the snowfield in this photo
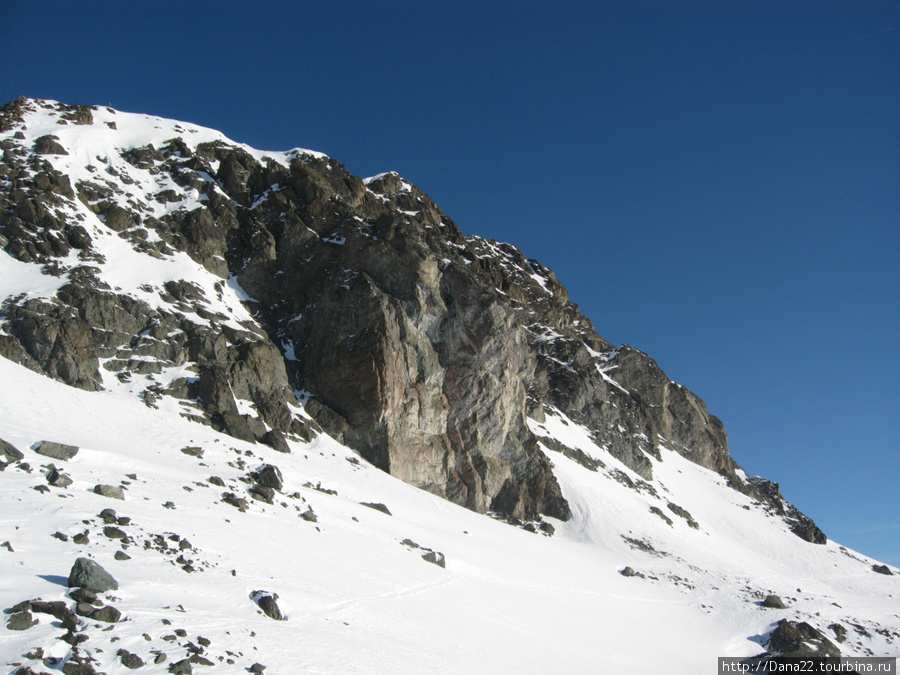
[1,354,898,674]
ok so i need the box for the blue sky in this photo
[2,1,898,564]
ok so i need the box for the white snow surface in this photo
[1,100,899,673]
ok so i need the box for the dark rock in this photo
[252,464,283,491]
[765,619,841,658]
[249,484,275,503]
[114,551,132,561]
[68,556,119,592]
[0,438,24,464]
[251,591,284,620]
[99,508,117,523]
[34,134,68,155]
[300,507,317,523]
[421,551,446,568]
[90,605,121,623]
[94,484,125,500]
[620,566,637,577]
[872,564,893,576]
[761,594,787,609]
[249,664,266,674]
[69,587,97,604]
[222,492,249,512]
[180,446,204,458]
[75,602,97,616]
[829,623,847,643]
[33,440,79,460]
[103,526,127,540]
[262,429,290,453]
[6,610,38,630]
[47,466,74,487]
[208,476,225,487]
[361,502,392,516]
[168,659,192,674]
[118,649,145,669]
[54,531,70,541]
[73,532,90,545]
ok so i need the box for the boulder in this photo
[6,610,38,630]
[761,594,787,609]
[361,502,392,516]
[421,551,446,568]
[33,440,79,461]
[68,556,119,592]
[94,484,124,500]
[872,564,893,576]
[0,438,24,464]
[253,464,283,491]
[766,619,841,658]
[250,591,284,620]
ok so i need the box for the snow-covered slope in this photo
[1,98,898,673]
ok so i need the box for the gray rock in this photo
[47,466,73,487]
[253,464,283,491]
[872,564,893,576]
[68,556,119,592]
[764,618,841,658]
[262,429,290,453]
[251,591,284,620]
[168,659,192,674]
[118,650,145,669]
[94,484,125,500]
[0,438,24,464]
[361,502,392,516]
[620,566,637,577]
[33,440,79,461]
[6,610,38,630]
[761,594,787,609]
[421,551,445,568]
[89,605,121,623]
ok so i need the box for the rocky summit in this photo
[1,98,897,673]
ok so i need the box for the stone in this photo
[68,556,119,592]
[33,440,79,460]
[0,438,24,464]
[47,466,73,487]
[251,591,284,620]
[34,134,68,155]
[249,484,275,503]
[69,587,97,604]
[620,566,637,577]
[114,550,131,561]
[253,464,283,491]
[761,594,787,609]
[872,564,893,575]
[6,610,38,630]
[90,605,121,623]
[168,659,192,674]
[421,551,446,568]
[262,429,290,453]
[765,619,841,658]
[94,484,125,500]
[221,492,249,512]
[118,650,145,669]
[361,502,392,516]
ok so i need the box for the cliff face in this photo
[0,98,822,539]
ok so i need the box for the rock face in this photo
[0,98,825,535]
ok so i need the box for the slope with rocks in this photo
[1,98,819,539]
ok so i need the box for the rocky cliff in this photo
[0,97,823,539]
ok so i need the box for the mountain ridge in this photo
[1,97,897,673]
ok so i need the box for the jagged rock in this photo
[221,492,249,512]
[89,605,121,623]
[761,594,787,609]
[421,551,446,568]
[47,465,73,487]
[829,623,847,643]
[68,556,119,592]
[0,438,24,464]
[764,619,841,658]
[872,564,893,575]
[250,591,284,620]
[94,484,125,500]
[118,649,145,669]
[6,610,38,630]
[249,484,275,504]
[252,464,283,491]
[34,134,68,155]
[33,440,79,460]
[262,429,290,453]
[115,551,131,561]
[361,502,392,516]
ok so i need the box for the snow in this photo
[2,99,898,674]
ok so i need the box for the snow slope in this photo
[1,99,898,674]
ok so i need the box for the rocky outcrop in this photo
[0,98,826,535]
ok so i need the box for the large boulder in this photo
[33,440,79,461]
[68,557,119,593]
[0,438,24,464]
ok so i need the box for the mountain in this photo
[1,97,897,674]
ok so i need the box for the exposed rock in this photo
[262,429,290,453]
[620,566,637,577]
[361,502,392,516]
[168,659,192,674]
[34,134,68,155]
[829,623,847,643]
[761,594,787,609]
[252,464,283,491]
[6,610,38,630]
[89,605,122,623]
[94,484,125,500]
[68,556,119,592]
[118,649,145,669]
[0,438,24,464]
[421,551,446,568]
[33,440,79,460]
[250,591,284,620]
[47,465,73,487]
[764,619,841,658]
[221,492,249,512]
[872,564,893,576]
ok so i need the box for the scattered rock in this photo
[262,429,290,453]
[421,551,446,568]
[114,550,131,561]
[361,502,392,516]
[250,591,284,620]
[2,540,14,551]
[829,623,847,643]
[249,484,275,504]
[620,566,637,577]
[765,618,841,658]
[69,587,98,604]
[252,464,283,491]
[168,659,192,674]
[0,438,24,464]
[94,484,125,500]
[249,664,266,674]
[118,649,145,669]
[208,476,225,487]
[181,446,204,458]
[33,440,79,461]
[90,605,122,623]
[54,531,70,542]
[68,556,119,592]
[222,492,249,512]
[73,532,90,545]
[6,610,38,630]
[761,594,787,609]
[300,507,317,523]
[103,526,127,540]
[873,564,893,576]
[47,466,74,487]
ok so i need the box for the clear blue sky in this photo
[2,1,898,564]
